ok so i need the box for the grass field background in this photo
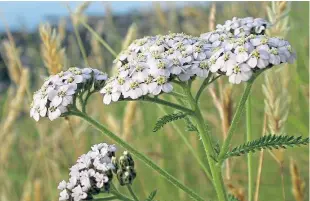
[0,2,308,201]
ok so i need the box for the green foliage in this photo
[184,117,198,132]
[228,194,240,201]
[153,112,187,132]
[144,190,157,201]
[225,135,309,159]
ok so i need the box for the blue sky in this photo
[0,2,154,31]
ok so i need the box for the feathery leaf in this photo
[153,112,187,132]
[225,135,309,159]
[228,194,241,201]
[144,190,157,201]
[184,117,198,132]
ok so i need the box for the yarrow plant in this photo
[30,67,107,121]
[58,143,116,201]
[31,17,308,201]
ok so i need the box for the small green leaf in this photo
[228,194,240,201]
[225,135,309,159]
[184,117,198,132]
[153,112,187,132]
[145,190,157,201]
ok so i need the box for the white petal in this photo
[162,83,173,93]
[103,94,112,105]
[51,96,62,107]
[152,86,162,95]
[62,96,73,106]
[247,57,257,68]
[112,92,121,101]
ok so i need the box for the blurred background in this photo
[0,1,308,201]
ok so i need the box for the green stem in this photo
[111,191,134,201]
[83,90,95,113]
[79,18,118,58]
[218,81,255,162]
[70,110,204,201]
[66,5,89,67]
[195,75,221,103]
[91,196,118,201]
[127,185,139,201]
[158,105,213,182]
[125,96,194,115]
[184,84,228,201]
[165,91,187,99]
[246,95,253,201]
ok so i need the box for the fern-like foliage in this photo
[184,117,198,132]
[225,135,309,159]
[153,112,187,132]
[144,190,157,201]
[228,194,240,201]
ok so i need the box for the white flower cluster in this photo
[58,143,117,201]
[30,67,108,121]
[208,34,296,84]
[198,17,296,84]
[201,17,270,45]
[100,33,215,104]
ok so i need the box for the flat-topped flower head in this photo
[57,142,116,201]
[30,67,108,121]
[100,33,219,104]
[207,34,296,84]
[215,17,270,37]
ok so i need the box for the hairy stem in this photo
[195,75,221,103]
[91,196,118,201]
[246,96,253,201]
[70,110,204,201]
[158,105,213,182]
[218,81,254,162]
[127,185,139,201]
[125,96,194,115]
[82,90,95,113]
[184,84,228,201]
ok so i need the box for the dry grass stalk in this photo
[0,133,15,166]
[21,183,32,201]
[72,2,90,26]
[0,68,29,140]
[2,41,21,85]
[208,3,216,31]
[263,4,292,197]
[182,6,209,35]
[263,71,290,163]
[33,179,42,201]
[39,23,66,75]
[254,114,267,201]
[122,23,138,50]
[123,102,138,140]
[209,83,233,180]
[153,2,168,30]
[0,13,24,84]
[227,182,246,201]
[266,1,290,36]
[105,114,121,134]
[135,107,145,135]
[289,158,305,201]
[58,18,67,42]
[89,21,105,68]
